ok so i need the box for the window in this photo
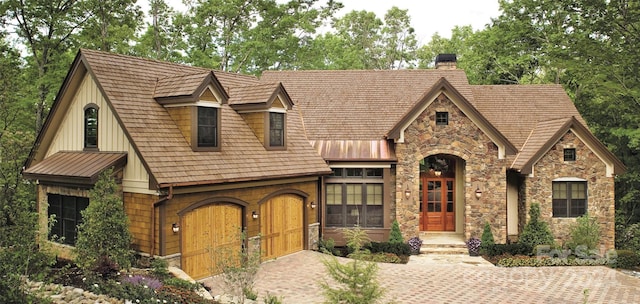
[269,112,285,147]
[325,168,384,228]
[84,105,98,149]
[564,148,576,161]
[197,107,218,148]
[48,194,89,245]
[552,181,587,217]
[436,112,449,125]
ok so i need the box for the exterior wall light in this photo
[172,223,180,233]
[475,187,482,200]
[310,201,317,209]
[434,170,442,177]
[252,211,259,219]
[404,187,412,199]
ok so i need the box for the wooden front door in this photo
[420,177,455,231]
[260,194,304,260]
[181,203,242,280]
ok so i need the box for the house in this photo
[24,50,624,279]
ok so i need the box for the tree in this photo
[379,7,417,69]
[388,220,403,244]
[519,203,555,253]
[75,169,133,272]
[133,0,185,62]
[76,0,143,53]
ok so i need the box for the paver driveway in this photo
[201,250,640,304]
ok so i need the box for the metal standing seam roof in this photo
[51,49,332,187]
[23,151,127,185]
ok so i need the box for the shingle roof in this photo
[77,49,330,187]
[511,118,571,170]
[260,70,474,140]
[153,72,211,98]
[228,83,283,106]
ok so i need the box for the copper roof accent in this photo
[42,49,331,187]
[260,69,474,140]
[310,140,396,161]
[23,151,127,185]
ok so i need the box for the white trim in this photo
[328,162,392,168]
[571,128,614,177]
[163,101,221,108]
[552,177,587,182]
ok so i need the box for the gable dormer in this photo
[154,72,229,151]
[229,83,293,150]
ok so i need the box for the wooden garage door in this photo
[260,194,303,260]
[181,203,242,280]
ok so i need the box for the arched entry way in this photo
[419,154,464,232]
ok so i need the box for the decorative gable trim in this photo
[386,77,517,158]
[516,116,626,177]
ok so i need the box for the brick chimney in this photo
[435,54,457,70]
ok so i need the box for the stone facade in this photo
[394,93,509,242]
[525,131,615,249]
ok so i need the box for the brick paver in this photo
[201,251,640,304]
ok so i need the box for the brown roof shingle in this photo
[77,49,329,187]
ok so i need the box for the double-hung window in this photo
[48,194,89,245]
[269,112,285,147]
[197,106,219,149]
[552,181,587,217]
[325,168,384,228]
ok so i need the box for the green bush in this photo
[150,258,170,280]
[480,222,495,255]
[567,213,601,252]
[519,203,555,253]
[610,250,640,269]
[497,255,610,267]
[318,237,340,256]
[366,241,411,256]
[388,220,404,244]
[484,243,532,257]
[75,169,133,272]
[618,223,640,252]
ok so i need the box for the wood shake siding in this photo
[241,112,265,145]
[124,192,158,254]
[162,181,317,255]
[166,107,192,146]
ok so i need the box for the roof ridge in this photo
[80,48,211,72]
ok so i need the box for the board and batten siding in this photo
[46,74,152,194]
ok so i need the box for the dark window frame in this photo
[48,194,89,245]
[84,104,99,150]
[325,167,384,228]
[563,148,576,161]
[435,112,449,126]
[552,181,587,218]
[192,106,221,151]
[267,112,286,149]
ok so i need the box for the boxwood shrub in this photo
[484,243,532,257]
[366,241,411,256]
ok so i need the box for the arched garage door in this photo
[181,203,242,280]
[260,194,303,260]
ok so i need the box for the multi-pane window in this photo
[325,168,384,228]
[269,112,285,147]
[48,194,89,245]
[436,112,449,125]
[564,148,576,161]
[84,106,98,149]
[197,107,218,148]
[552,181,587,217]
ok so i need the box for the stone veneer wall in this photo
[394,93,509,242]
[525,131,615,249]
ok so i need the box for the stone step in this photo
[420,247,469,255]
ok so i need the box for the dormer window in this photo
[268,112,285,148]
[193,106,220,151]
[84,104,99,150]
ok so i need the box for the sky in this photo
[152,0,502,43]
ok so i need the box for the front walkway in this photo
[201,250,640,304]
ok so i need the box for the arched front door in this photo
[419,155,456,231]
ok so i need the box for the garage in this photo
[181,202,243,279]
[260,194,304,260]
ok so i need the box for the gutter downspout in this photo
[150,184,173,256]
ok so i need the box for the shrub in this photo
[466,237,481,256]
[318,237,340,256]
[519,203,555,253]
[610,250,640,269]
[484,243,532,257]
[480,222,495,255]
[618,223,640,252]
[150,258,170,280]
[567,213,601,252]
[211,228,260,304]
[264,292,284,304]
[497,255,610,267]
[75,169,133,272]
[388,220,404,244]
[366,241,411,256]
[407,236,423,254]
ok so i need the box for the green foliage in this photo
[150,258,170,280]
[483,243,532,257]
[519,203,555,252]
[610,250,640,269]
[388,220,404,244]
[264,292,284,304]
[617,223,640,252]
[567,213,601,251]
[496,256,610,267]
[318,237,340,256]
[365,241,411,257]
[75,169,133,272]
[342,226,371,254]
[320,227,384,304]
[480,222,495,254]
[211,228,260,304]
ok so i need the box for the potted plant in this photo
[407,236,423,255]
[466,237,481,256]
